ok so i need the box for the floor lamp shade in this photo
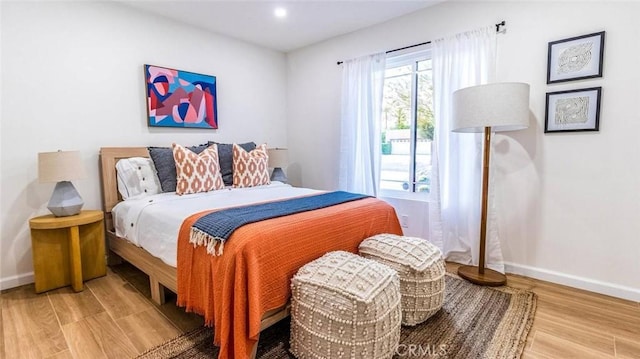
[267,148,289,183]
[452,82,530,133]
[451,82,530,286]
[38,151,87,217]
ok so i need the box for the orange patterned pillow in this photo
[232,143,270,188]
[172,143,225,195]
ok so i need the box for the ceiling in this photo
[120,1,442,52]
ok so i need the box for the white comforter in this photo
[112,182,320,267]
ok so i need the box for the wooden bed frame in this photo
[99,147,289,356]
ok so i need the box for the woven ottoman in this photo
[290,251,401,359]
[359,234,445,326]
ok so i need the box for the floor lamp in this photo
[451,82,530,286]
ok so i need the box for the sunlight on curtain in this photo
[338,52,386,196]
[429,26,505,273]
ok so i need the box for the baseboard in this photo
[0,272,34,291]
[504,262,640,302]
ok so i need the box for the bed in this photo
[99,147,403,359]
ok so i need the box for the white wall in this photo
[287,1,640,300]
[0,1,287,288]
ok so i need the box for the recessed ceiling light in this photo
[274,7,287,19]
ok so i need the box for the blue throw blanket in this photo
[190,191,370,255]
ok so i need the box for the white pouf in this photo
[290,251,401,359]
[359,233,445,326]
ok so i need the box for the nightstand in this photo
[29,210,106,293]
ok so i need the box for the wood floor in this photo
[1,262,639,359]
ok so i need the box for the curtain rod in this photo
[336,21,506,65]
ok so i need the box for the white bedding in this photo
[112,182,320,267]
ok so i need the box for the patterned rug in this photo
[138,274,536,359]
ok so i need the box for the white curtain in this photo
[429,26,505,273]
[338,52,387,196]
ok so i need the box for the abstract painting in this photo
[145,64,218,129]
[545,87,601,133]
[547,31,605,84]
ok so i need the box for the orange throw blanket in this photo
[176,197,402,359]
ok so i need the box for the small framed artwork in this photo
[547,31,605,84]
[545,87,601,133]
[145,64,218,129]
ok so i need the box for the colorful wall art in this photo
[145,64,218,129]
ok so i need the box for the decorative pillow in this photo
[115,157,162,200]
[232,143,270,188]
[148,144,209,192]
[172,143,225,195]
[208,141,256,186]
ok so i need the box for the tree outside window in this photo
[380,53,433,194]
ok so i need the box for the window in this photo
[380,47,433,196]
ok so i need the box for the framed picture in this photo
[145,64,218,129]
[545,87,601,133]
[547,31,605,84]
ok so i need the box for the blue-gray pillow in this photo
[208,142,256,186]
[148,144,209,192]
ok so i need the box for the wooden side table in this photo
[29,210,107,293]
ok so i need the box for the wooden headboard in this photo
[99,147,150,229]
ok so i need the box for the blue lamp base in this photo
[48,181,84,217]
[270,167,288,184]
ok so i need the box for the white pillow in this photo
[116,157,162,200]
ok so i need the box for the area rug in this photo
[138,274,536,359]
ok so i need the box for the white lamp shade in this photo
[267,148,288,168]
[38,150,87,183]
[452,82,530,133]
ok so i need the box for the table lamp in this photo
[38,150,87,217]
[452,82,530,286]
[267,148,289,183]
